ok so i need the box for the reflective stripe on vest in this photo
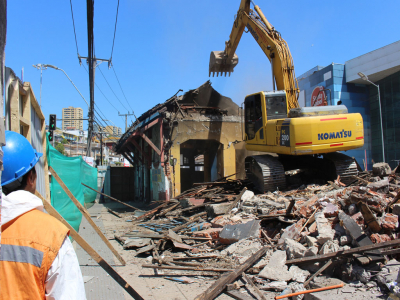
[0,244,44,268]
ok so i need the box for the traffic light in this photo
[48,130,54,142]
[49,114,56,131]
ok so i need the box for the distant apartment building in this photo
[104,125,122,136]
[62,106,83,130]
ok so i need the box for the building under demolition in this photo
[114,81,252,202]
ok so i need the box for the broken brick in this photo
[380,213,398,231]
[351,212,364,226]
[370,233,391,244]
[193,227,223,240]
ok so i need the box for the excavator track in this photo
[245,155,286,193]
[323,152,359,185]
[245,153,358,193]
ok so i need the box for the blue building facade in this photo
[297,63,372,170]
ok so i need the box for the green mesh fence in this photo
[46,133,98,232]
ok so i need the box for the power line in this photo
[97,64,129,112]
[111,65,137,120]
[69,0,80,58]
[82,63,121,115]
[110,0,120,61]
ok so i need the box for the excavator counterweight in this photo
[209,51,238,77]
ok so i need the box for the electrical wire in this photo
[110,0,120,61]
[97,64,129,112]
[69,0,80,57]
[81,63,123,117]
[111,65,137,120]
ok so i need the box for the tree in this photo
[55,142,65,155]
[61,138,68,144]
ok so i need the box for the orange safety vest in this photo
[0,209,69,300]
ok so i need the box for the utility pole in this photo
[118,111,134,131]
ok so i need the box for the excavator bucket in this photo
[209,51,238,77]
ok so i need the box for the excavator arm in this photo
[210,0,299,109]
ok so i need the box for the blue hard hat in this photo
[1,131,43,186]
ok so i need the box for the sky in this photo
[5,0,400,133]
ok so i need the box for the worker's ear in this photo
[25,169,37,193]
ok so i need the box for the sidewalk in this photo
[74,203,127,300]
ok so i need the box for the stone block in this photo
[305,246,318,257]
[340,235,352,246]
[315,212,335,244]
[221,238,263,258]
[219,219,260,244]
[241,190,255,202]
[179,198,205,208]
[309,276,344,289]
[261,281,287,291]
[259,250,293,281]
[393,204,400,217]
[278,223,300,244]
[319,240,339,254]
[289,266,310,283]
[373,162,391,176]
[284,238,307,259]
[305,236,318,248]
[242,206,257,214]
[348,203,357,215]
[205,203,232,218]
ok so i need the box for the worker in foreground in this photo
[0,131,86,299]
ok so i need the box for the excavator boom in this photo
[209,0,299,110]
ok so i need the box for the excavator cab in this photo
[209,51,238,77]
[244,91,287,141]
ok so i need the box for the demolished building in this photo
[114,81,252,202]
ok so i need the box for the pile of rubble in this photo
[111,162,400,299]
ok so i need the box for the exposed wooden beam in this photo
[140,131,161,156]
[159,118,164,167]
[122,153,135,166]
[128,139,147,163]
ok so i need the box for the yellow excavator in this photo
[210,0,364,192]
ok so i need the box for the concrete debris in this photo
[305,236,318,248]
[205,202,232,217]
[319,240,340,254]
[289,266,310,283]
[284,238,307,259]
[314,212,335,244]
[219,219,260,244]
[259,250,293,281]
[221,238,263,264]
[339,235,352,246]
[348,203,358,215]
[373,162,392,176]
[309,276,344,289]
[393,204,400,217]
[111,168,400,299]
[260,281,288,291]
[278,223,300,244]
[288,282,306,300]
[351,265,371,283]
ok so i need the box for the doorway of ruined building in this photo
[180,139,223,192]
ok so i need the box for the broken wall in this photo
[170,115,242,196]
